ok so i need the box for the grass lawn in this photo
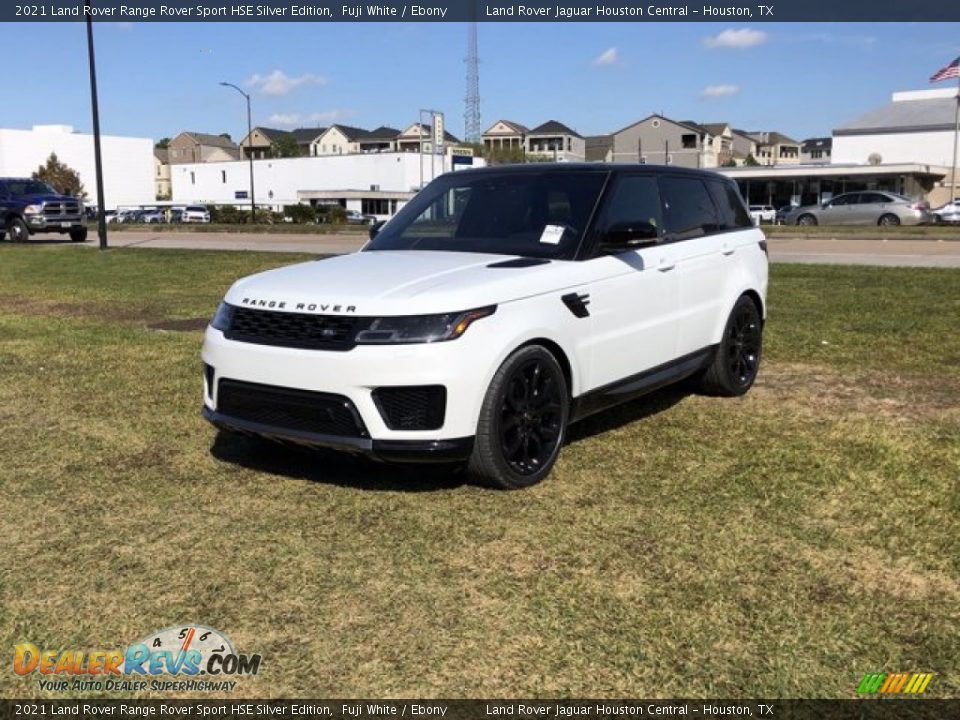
[0,245,957,699]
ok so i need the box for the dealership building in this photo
[170,151,480,219]
[0,124,154,208]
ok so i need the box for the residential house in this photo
[153,147,171,199]
[747,131,801,166]
[289,127,326,156]
[167,131,240,164]
[585,135,614,163]
[239,127,295,159]
[311,125,373,156]
[606,115,718,167]
[801,137,832,164]
[701,123,735,166]
[730,129,758,164]
[356,126,401,153]
[394,123,462,153]
[481,120,529,152]
[525,121,584,162]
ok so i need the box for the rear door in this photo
[581,173,680,389]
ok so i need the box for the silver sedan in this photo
[785,191,932,227]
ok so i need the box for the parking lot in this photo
[81,229,960,267]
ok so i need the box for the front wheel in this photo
[467,345,569,489]
[697,295,763,397]
[6,217,29,243]
[70,226,88,243]
[797,214,818,226]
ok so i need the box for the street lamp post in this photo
[85,0,107,250]
[219,82,256,222]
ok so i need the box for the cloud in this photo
[266,109,356,127]
[700,84,740,98]
[703,28,767,49]
[591,47,619,67]
[247,70,327,96]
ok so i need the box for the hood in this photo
[224,250,617,316]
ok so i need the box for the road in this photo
[83,231,960,268]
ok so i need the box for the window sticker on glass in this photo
[539,224,566,245]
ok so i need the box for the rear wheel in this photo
[70,226,88,243]
[697,295,763,397]
[6,217,29,243]
[467,345,569,489]
[797,214,817,226]
[878,213,900,227]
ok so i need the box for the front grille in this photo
[42,201,81,217]
[224,306,367,351]
[217,379,368,438]
[373,386,446,431]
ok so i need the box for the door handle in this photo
[722,243,735,256]
[657,258,676,272]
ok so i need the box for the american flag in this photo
[930,56,960,83]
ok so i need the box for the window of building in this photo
[190,172,195,185]
[221,171,227,184]
[681,134,697,150]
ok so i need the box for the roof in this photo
[398,123,461,143]
[153,147,169,163]
[360,126,402,141]
[585,135,613,162]
[834,94,960,134]
[678,120,712,136]
[528,120,582,138]
[252,127,292,143]
[327,124,371,141]
[747,131,801,146]
[700,122,731,137]
[452,162,733,182]
[482,119,530,135]
[801,137,833,151]
[289,127,327,144]
[176,131,237,148]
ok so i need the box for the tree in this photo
[218,133,232,142]
[155,137,171,149]
[721,157,738,168]
[32,153,86,198]
[483,145,527,166]
[271,134,300,158]
[744,153,760,167]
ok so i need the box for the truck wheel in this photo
[70,226,88,243]
[6,217,29,243]
[467,345,569,490]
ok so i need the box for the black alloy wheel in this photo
[498,357,565,476]
[726,302,762,387]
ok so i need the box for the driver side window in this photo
[595,175,662,254]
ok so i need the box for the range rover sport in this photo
[203,165,768,489]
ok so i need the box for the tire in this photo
[797,214,817,226]
[878,213,900,227]
[6,217,29,243]
[69,226,88,243]
[467,345,569,489]
[697,295,763,397]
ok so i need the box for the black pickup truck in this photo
[0,177,87,243]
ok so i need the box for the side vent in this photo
[561,292,591,319]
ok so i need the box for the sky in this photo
[7,21,960,144]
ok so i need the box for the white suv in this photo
[181,205,211,224]
[203,166,768,488]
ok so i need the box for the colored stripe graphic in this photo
[858,672,933,694]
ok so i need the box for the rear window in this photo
[707,180,753,230]
[660,176,722,240]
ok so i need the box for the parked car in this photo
[182,205,211,224]
[775,205,794,225]
[932,199,960,224]
[784,191,931,226]
[203,165,768,489]
[169,209,184,223]
[141,208,166,224]
[344,209,375,225]
[748,205,776,224]
[0,177,87,243]
[112,209,139,224]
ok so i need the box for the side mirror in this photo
[597,221,659,254]
[369,220,387,240]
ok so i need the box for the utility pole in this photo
[220,82,256,221]
[952,75,960,202]
[85,0,107,250]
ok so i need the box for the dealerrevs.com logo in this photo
[13,625,261,693]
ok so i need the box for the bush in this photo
[283,204,316,224]
[316,205,347,225]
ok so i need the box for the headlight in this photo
[355,306,495,345]
[210,302,235,331]
[23,204,42,214]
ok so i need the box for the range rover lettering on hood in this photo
[240,297,357,313]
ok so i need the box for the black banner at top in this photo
[6,0,960,23]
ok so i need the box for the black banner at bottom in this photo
[1,700,957,720]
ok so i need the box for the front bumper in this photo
[25,215,84,231]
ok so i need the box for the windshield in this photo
[365,169,609,260]
[6,179,58,196]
